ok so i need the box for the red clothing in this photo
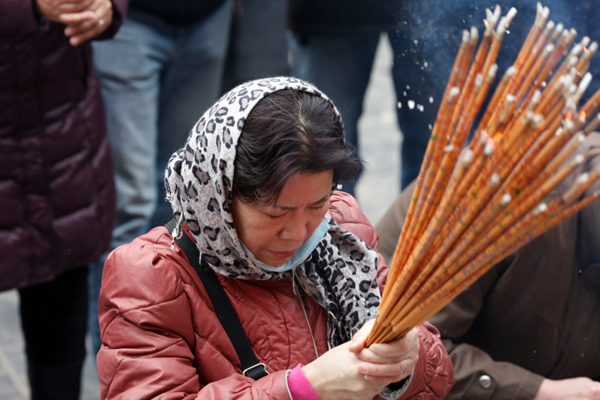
[98,192,454,399]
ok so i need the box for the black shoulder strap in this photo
[165,219,269,381]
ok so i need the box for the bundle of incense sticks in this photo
[366,3,600,346]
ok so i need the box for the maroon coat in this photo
[0,0,128,291]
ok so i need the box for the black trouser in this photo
[18,266,88,400]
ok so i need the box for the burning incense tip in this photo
[448,87,460,102]
[484,139,495,155]
[471,27,479,43]
[505,66,517,78]
[475,74,483,88]
[505,8,518,26]
[531,90,542,105]
[492,4,501,22]
[552,23,564,40]
[542,44,555,58]
[462,30,470,43]
[542,6,550,20]
[496,18,507,38]
[555,127,564,136]
[532,114,544,127]
[461,148,474,165]
[491,173,500,185]
[578,173,590,184]
[582,36,591,48]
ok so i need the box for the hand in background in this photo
[534,377,600,400]
[33,0,113,46]
[301,320,419,400]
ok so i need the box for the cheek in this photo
[311,205,329,228]
[240,217,282,249]
[307,216,324,233]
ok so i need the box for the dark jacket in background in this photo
[0,0,129,291]
[130,0,226,25]
[286,0,402,35]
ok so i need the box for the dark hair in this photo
[232,89,361,204]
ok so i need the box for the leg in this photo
[151,0,234,227]
[388,31,440,189]
[19,267,88,400]
[90,9,175,354]
[288,31,380,196]
[221,0,289,92]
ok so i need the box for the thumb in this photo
[348,319,375,353]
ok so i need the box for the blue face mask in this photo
[240,217,330,273]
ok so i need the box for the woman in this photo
[97,77,454,399]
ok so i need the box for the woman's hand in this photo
[34,0,113,46]
[533,378,600,400]
[349,320,420,384]
[301,319,419,400]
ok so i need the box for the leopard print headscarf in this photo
[165,77,380,346]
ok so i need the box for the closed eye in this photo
[309,203,326,211]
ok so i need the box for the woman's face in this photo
[231,170,334,266]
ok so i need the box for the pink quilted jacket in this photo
[97,191,454,399]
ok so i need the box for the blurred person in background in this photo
[0,0,126,398]
[287,1,600,197]
[89,0,234,356]
[221,0,289,93]
[286,0,437,196]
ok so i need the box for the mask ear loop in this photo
[170,213,184,251]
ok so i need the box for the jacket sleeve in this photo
[428,279,543,398]
[97,235,291,400]
[0,0,129,38]
[95,0,129,40]
[330,191,455,399]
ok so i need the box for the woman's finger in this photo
[355,327,420,364]
[59,10,95,25]
[359,358,415,383]
[66,6,112,45]
[348,319,375,353]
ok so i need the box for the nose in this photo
[280,212,308,242]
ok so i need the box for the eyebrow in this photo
[273,194,330,211]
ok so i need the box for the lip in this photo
[269,249,297,259]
